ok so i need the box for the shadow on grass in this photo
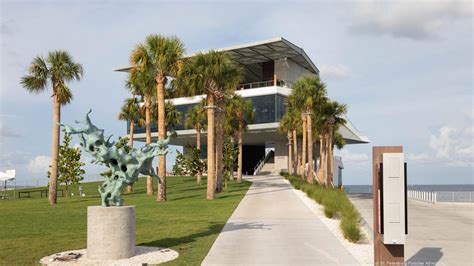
[139,221,272,248]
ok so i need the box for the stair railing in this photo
[253,150,274,175]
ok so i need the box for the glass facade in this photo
[128,94,287,134]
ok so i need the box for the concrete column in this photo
[87,206,136,260]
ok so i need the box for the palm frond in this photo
[56,82,73,105]
[20,56,49,92]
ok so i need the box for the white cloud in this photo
[407,153,431,162]
[319,64,351,79]
[409,122,473,167]
[350,0,472,40]
[27,155,51,174]
[335,149,369,168]
[428,125,473,167]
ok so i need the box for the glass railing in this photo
[236,79,293,90]
[237,80,274,90]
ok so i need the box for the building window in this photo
[129,94,288,134]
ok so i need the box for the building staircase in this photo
[253,150,275,175]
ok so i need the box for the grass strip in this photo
[0,176,251,265]
[283,173,361,242]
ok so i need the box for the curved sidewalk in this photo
[202,175,358,265]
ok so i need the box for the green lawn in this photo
[0,176,251,265]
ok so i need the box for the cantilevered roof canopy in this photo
[114,37,319,74]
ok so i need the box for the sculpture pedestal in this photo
[87,206,135,260]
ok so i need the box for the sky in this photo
[0,0,472,186]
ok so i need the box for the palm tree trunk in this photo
[157,78,167,202]
[324,133,330,184]
[127,121,135,193]
[287,131,293,175]
[215,110,223,193]
[145,97,153,196]
[129,120,134,148]
[297,136,302,176]
[206,95,215,200]
[48,93,60,205]
[292,129,297,174]
[237,121,243,183]
[301,117,307,179]
[318,134,325,184]
[196,128,202,186]
[327,129,334,186]
[306,114,313,184]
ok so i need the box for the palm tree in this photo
[214,96,226,193]
[291,75,327,184]
[185,103,206,185]
[127,67,155,196]
[281,103,300,175]
[279,109,296,175]
[118,97,142,148]
[228,95,255,182]
[287,95,304,178]
[130,34,184,202]
[319,100,347,186]
[118,97,142,192]
[178,51,240,200]
[20,50,83,205]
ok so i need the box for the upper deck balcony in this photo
[237,79,293,90]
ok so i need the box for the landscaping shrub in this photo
[322,191,339,218]
[283,174,361,242]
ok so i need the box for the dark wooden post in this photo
[373,146,404,265]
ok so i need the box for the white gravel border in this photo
[39,246,178,265]
[284,178,374,265]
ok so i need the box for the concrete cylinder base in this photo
[87,206,136,260]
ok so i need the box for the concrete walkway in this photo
[202,175,357,265]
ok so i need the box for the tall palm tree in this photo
[228,95,255,182]
[118,97,143,192]
[127,67,155,196]
[178,51,240,200]
[130,34,184,202]
[291,75,327,184]
[319,100,347,186]
[185,103,206,185]
[20,50,83,205]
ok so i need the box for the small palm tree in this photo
[279,111,294,175]
[118,97,142,148]
[280,101,302,175]
[185,103,206,185]
[127,67,155,196]
[131,34,184,202]
[166,102,181,134]
[215,95,229,193]
[178,51,240,200]
[20,50,83,205]
[319,100,347,186]
[118,97,142,193]
[227,95,255,183]
[291,75,327,183]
